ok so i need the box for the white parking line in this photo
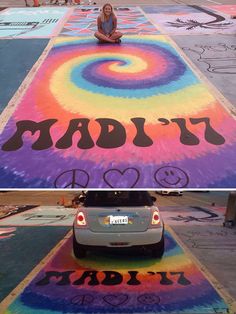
[204,0,222,4]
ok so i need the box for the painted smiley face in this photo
[138,293,160,305]
[155,166,189,188]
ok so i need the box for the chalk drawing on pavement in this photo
[0,35,236,188]
[146,5,236,35]
[60,6,160,36]
[0,206,76,226]
[160,205,224,225]
[182,43,236,74]
[5,231,229,313]
[0,205,38,220]
[0,8,69,38]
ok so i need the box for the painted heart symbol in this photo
[103,168,140,188]
[103,294,129,306]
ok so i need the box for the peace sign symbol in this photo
[54,169,90,188]
[70,294,94,306]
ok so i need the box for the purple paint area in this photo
[0,114,236,188]
[78,44,186,89]
[141,5,200,14]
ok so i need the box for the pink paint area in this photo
[0,227,16,239]
[207,5,236,16]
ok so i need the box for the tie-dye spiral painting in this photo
[1,35,236,188]
[5,231,229,313]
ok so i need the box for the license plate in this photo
[109,215,128,225]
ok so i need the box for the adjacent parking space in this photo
[0,226,70,302]
[0,39,49,113]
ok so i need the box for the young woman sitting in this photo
[94,3,123,44]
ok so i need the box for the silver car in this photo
[73,191,164,258]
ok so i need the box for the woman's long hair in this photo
[100,3,116,22]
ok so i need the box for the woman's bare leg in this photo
[110,31,123,41]
[94,31,116,43]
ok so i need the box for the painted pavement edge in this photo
[166,225,236,314]
[0,230,73,313]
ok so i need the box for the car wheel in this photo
[73,234,87,258]
[151,235,165,258]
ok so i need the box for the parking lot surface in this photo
[0,1,236,188]
[0,191,236,313]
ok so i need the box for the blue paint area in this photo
[0,226,70,302]
[0,39,48,113]
[209,173,236,188]
[0,165,51,188]
[0,8,69,38]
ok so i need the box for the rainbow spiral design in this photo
[45,36,200,122]
[0,35,236,188]
[6,232,228,313]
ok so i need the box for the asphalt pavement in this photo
[0,0,236,312]
[0,191,236,313]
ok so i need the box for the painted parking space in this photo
[0,7,70,38]
[3,229,229,314]
[0,39,49,113]
[159,205,225,225]
[0,6,236,189]
[60,6,160,36]
[0,205,38,219]
[0,206,76,226]
[1,35,236,188]
[143,5,236,35]
[0,226,71,302]
[173,34,236,107]
[0,203,225,227]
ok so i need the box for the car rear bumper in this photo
[73,226,164,247]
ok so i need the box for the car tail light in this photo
[151,210,160,226]
[76,211,87,227]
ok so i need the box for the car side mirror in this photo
[151,196,156,202]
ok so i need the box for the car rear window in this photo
[84,191,153,207]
